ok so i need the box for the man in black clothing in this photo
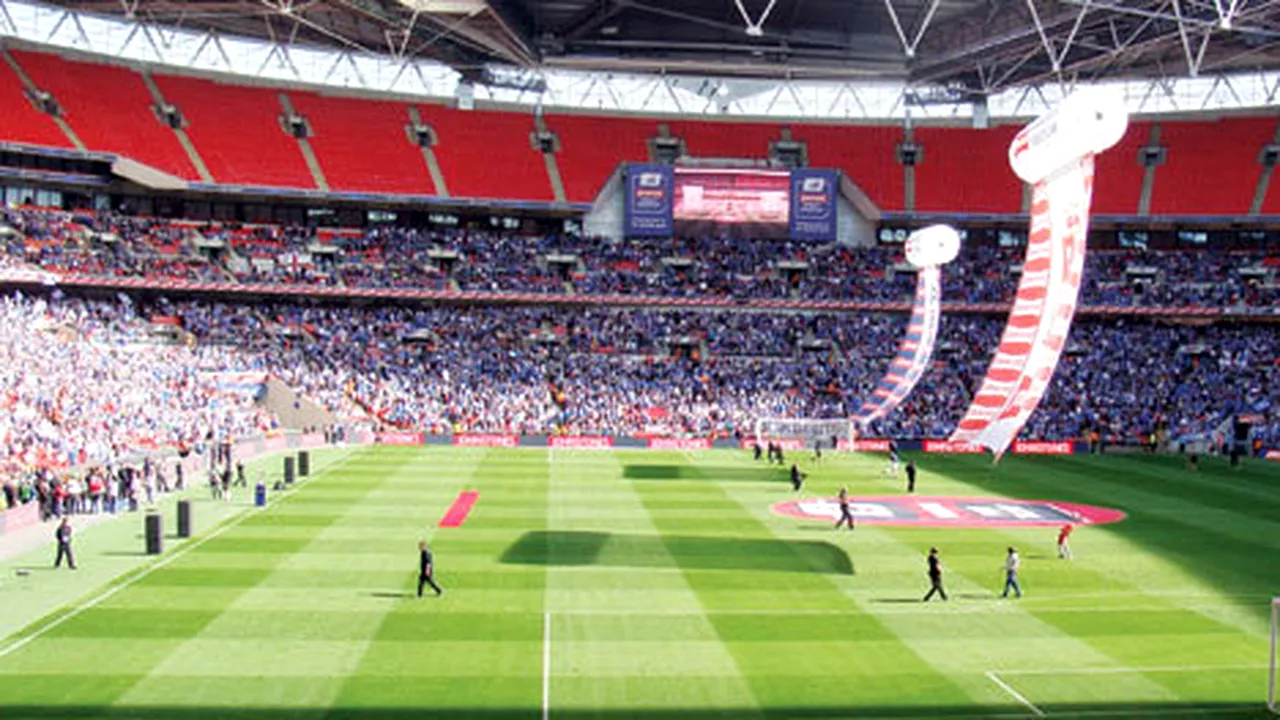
[923,547,946,601]
[833,487,855,530]
[789,464,805,492]
[54,517,76,569]
[905,460,917,493]
[752,442,762,462]
[813,440,823,462]
[234,462,248,488]
[417,540,443,597]
[886,440,901,475]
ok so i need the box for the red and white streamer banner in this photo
[855,265,942,427]
[950,159,1094,458]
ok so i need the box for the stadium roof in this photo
[31,0,1280,91]
[3,0,1279,119]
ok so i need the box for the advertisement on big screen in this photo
[788,169,838,241]
[673,169,790,224]
[623,164,674,237]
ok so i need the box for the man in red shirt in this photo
[1057,523,1074,560]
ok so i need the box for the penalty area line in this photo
[999,663,1269,676]
[986,670,1045,717]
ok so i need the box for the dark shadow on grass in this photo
[0,702,1269,720]
[100,551,150,557]
[369,591,413,599]
[870,597,925,604]
[501,530,853,575]
[624,464,785,483]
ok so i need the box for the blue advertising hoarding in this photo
[789,169,838,241]
[623,163,674,237]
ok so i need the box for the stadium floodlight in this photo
[1271,596,1278,714]
[755,417,854,450]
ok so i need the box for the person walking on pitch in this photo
[1057,523,1074,559]
[53,517,75,570]
[789,464,806,493]
[1001,546,1023,598]
[833,487,855,530]
[885,440,901,475]
[923,547,946,601]
[417,540,443,598]
[905,460,917,493]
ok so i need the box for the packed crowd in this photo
[0,292,277,507]
[1,287,1275,503]
[1,208,1275,309]
[162,296,1278,446]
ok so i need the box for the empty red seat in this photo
[12,51,196,179]
[153,74,313,188]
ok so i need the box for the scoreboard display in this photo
[623,164,838,241]
[673,168,789,224]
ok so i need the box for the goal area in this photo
[754,417,855,450]
[1271,596,1278,714]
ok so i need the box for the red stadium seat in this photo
[801,124,905,212]
[0,55,76,150]
[1150,117,1276,216]
[546,114,653,203]
[11,52,196,179]
[420,106,552,201]
[289,91,436,196]
[1092,120,1149,216]
[152,73,313,188]
[914,125,1023,214]
[666,119,780,160]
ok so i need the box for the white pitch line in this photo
[542,611,552,720]
[1049,706,1261,718]
[1000,664,1269,676]
[0,453,355,660]
[986,670,1045,717]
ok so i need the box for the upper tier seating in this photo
[546,113,653,203]
[418,106,553,201]
[152,74,314,188]
[288,91,437,195]
[0,55,74,149]
[11,52,197,179]
[1150,117,1276,216]
[0,50,1276,215]
[914,125,1024,215]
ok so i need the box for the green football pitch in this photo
[0,445,1276,719]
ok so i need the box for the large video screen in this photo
[673,169,790,224]
[622,164,838,241]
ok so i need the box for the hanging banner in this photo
[788,169,838,241]
[950,88,1128,459]
[623,164,674,237]
[854,225,959,428]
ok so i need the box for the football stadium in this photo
[0,0,1277,717]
